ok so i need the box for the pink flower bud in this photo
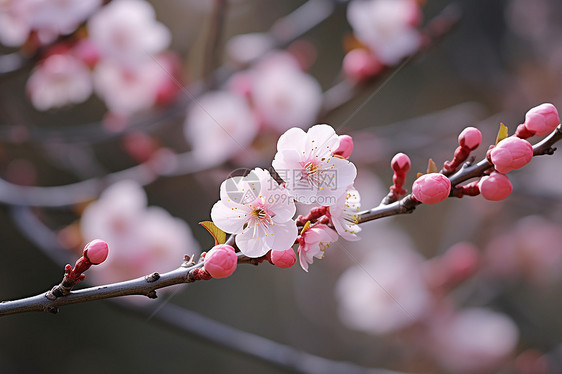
[391,152,411,172]
[333,135,354,159]
[490,137,533,173]
[458,127,482,150]
[412,173,451,204]
[83,239,109,265]
[270,248,297,268]
[204,244,237,279]
[342,49,383,83]
[523,103,560,137]
[478,172,513,201]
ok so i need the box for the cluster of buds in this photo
[386,103,560,206]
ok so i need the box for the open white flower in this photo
[335,245,432,335]
[184,90,259,165]
[27,53,93,111]
[251,52,322,132]
[347,0,421,65]
[329,186,361,241]
[272,124,357,206]
[211,168,298,258]
[88,0,170,65]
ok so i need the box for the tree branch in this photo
[2,125,561,315]
[358,125,562,223]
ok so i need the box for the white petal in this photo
[298,246,311,272]
[270,220,298,252]
[219,173,259,206]
[333,217,361,241]
[210,201,249,234]
[305,124,339,157]
[277,127,306,152]
[236,224,273,257]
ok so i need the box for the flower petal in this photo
[305,124,339,157]
[236,223,273,257]
[277,127,306,152]
[210,200,250,234]
[269,220,298,252]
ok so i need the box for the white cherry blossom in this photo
[93,58,165,115]
[272,124,357,206]
[428,308,519,374]
[184,90,259,165]
[27,53,93,111]
[88,0,171,65]
[0,0,32,46]
[211,168,297,258]
[335,245,432,335]
[28,0,102,44]
[347,0,422,65]
[251,52,322,132]
[328,186,361,241]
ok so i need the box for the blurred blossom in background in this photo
[1,1,562,374]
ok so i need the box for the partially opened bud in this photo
[490,137,533,173]
[478,172,512,201]
[204,244,237,279]
[458,127,482,150]
[270,248,297,268]
[333,135,354,159]
[391,152,411,172]
[83,239,109,265]
[523,103,560,137]
[412,173,451,204]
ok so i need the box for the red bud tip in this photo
[458,127,482,150]
[391,152,411,172]
[83,239,109,265]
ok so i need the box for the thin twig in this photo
[6,207,410,374]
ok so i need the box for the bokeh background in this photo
[1,0,562,373]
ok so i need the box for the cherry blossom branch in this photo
[0,260,204,316]
[4,206,409,374]
[357,124,562,223]
[5,125,560,314]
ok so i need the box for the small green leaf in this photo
[426,158,438,174]
[199,221,226,246]
[495,123,509,145]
